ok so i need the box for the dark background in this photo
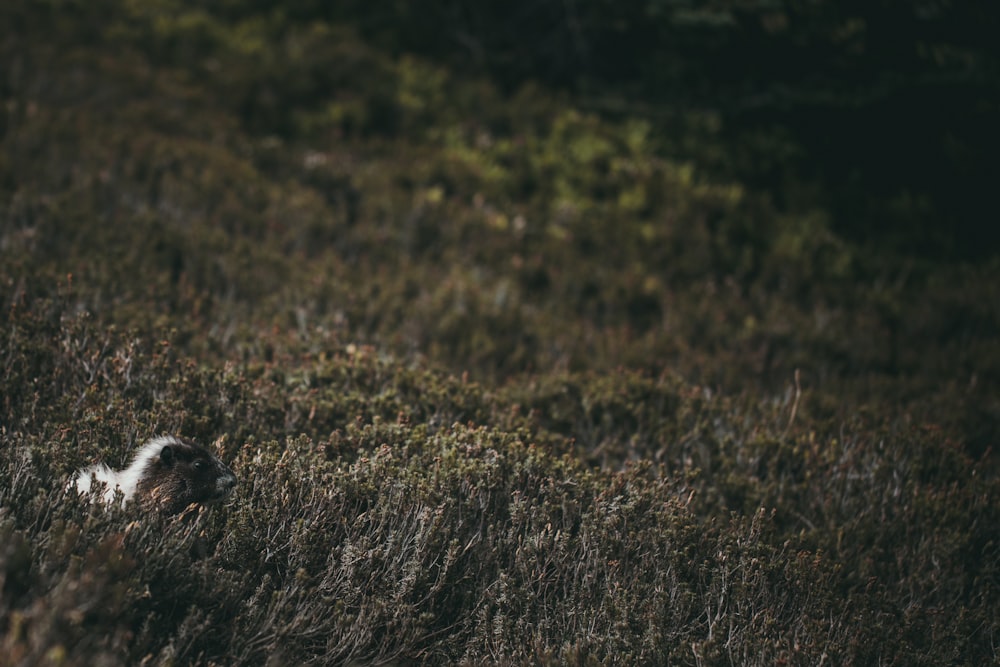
[325,0,1000,259]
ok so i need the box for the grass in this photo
[2,2,999,664]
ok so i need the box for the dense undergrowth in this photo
[2,1,999,665]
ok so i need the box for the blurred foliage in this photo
[2,0,1000,664]
[323,0,1000,258]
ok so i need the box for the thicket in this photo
[2,1,999,665]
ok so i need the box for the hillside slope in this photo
[2,3,998,664]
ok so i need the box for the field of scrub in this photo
[2,3,999,664]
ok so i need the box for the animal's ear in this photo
[160,445,175,466]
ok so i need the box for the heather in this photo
[2,2,999,664]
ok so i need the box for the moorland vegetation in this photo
[2,1,999,664]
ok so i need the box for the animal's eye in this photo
[193,461,207,471]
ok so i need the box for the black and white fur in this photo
[73,435,237,514]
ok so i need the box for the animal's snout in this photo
[216,469,237,495]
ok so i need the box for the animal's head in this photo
[138,436,237,514]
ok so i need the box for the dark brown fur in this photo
[132,436,237,515]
